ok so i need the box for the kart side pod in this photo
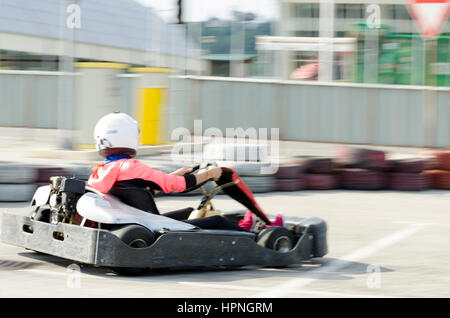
[1,211,327,270]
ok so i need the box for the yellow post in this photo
[137,87,166,145]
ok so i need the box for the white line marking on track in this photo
[393,221,450,227]
[16,268,68,277]
[255,223,428,298]
[178,282,394,298]
[179,282,262,292]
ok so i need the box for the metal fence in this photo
[0,70,61,128]
[0,70,133,136]
[169,76,450,148]
[1,71,449,148]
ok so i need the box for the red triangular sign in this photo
[407,0,450,38]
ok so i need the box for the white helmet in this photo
[94,112,139,157]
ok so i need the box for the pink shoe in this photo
[238,210,255,230]
[265,212,284,228]
[271,212,284,227]
[238,211,266,232]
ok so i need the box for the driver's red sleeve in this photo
[116,160,187,193]
[88,159,192,194]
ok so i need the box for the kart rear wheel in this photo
[110,224,156,276]
[256,226,295,253]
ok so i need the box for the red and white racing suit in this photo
[86,158,276,231]
[87,159,196,194]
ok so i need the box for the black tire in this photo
[389,172,432,191]
[333,146,386,169]
[339,168,387,190]
[305,158,335,174]
[35,167,71,183]
[241,176,276,193]
[305,174,338,190]
[275,164,304,179]
[215,161,276,177]
[110,224,156,276]
[0,184,37,202]
[256,226,295,253]
[275,178,306,191]
[0,163,37,183]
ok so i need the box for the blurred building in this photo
[0,0,207,73]
[0,0,210,146]
[185,17,274,77]
[203,53,258,77]
[256,0,450,86]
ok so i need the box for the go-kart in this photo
[1,164,328,275]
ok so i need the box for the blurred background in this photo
[2,1,450,298]
[0,0,449,157]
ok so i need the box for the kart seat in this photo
[108,181,194,220]
[108,185,160,214]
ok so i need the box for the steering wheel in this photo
[181,162,217,194]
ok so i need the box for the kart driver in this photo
[87,112,283,232]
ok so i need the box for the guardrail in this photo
[168,75,450,148]
[0,70,78,129]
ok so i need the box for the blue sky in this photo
[134,0,279,22]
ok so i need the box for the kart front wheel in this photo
[110,224,156,276]
[256,226,295,253]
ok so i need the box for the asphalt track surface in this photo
[1,189,449,298]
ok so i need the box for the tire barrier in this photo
[241,176,276,193]
[305,174,339,190]
[275,178,306,192]
[0,163,91,202]
[422,170,450,189]
[0,162,37,202]
[333,147,386,170]
[389,159,428,173]
[35,166,71,183]
[434,150,450,170]
[0,162,37,184]
[304,158,335,174]
[63,164,93,181]
[339,169,387,190]
[216,161,276,177]
[419,150,450,189]
[388,172,432,191]
[379,159,398,172]
[0,184,37,202]
[424,157,440,171]
[275,163,305,179]
[2,146,450,202]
